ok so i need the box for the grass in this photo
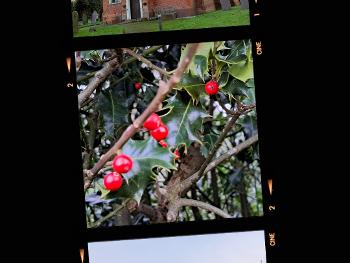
[75,7,249,37]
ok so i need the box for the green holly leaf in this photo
[216,41,231,51]
[218,71,230,88]
[236,110,258,136]
[228,53,254,82]
[96,180,111,199]
[97,80,135,138]
[178,72,205,103]
[221,76,249,98]
[242,87,256,105]
[200,133,219,158]
[215,40,254,83]
[180,42,214,81]
[246,78,255,88]
[215,40,250,64]
[162,95,208,150]
[105,137,176,203]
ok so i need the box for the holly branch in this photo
[83,43,200,191]
[159,101,258,222]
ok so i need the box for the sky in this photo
[88,230,266,263]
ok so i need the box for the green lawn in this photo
[75,7,249,37]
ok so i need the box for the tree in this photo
[73,0,102,17]
[77,41,262,228]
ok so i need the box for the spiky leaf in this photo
[162,95,208,149]
[97,80,135,138]
[104,137,176,202]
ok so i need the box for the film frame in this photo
[61,0,281,262]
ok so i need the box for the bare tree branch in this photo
[84,43,200,191]
[180,106,256,192]
[164,133,258,222]
[77,46,163,83]
[122,48,171,76]
[90,198,131,228]
[202,134,258,174]
[78,54,120,108]
[180,113,240,192]
[178,198,232,218]
[217,99,235,115]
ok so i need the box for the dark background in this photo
[5,0,340,262]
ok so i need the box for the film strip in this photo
[61,0,281,262]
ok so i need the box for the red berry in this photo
[159,140,168,148]
[174,149,180,160]
[205,80,219,95]
[134,82,142,89]
[103,172,123,191]
[143,113,162,131]
[150,124,169,141]
[113,154,133,173]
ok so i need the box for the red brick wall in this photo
[148,0,195,17]
[202,0,216,12]
[102,0,125,24]
[102,0,218,22]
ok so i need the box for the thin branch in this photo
[203,134,258,174]
[78,55,120,108]
[77,46,163,84]
[180,104,257,194]
[178,198,232,218]
[180,112,241,192]
[90,199,131,228]
[195,186,217,207]
[84,43,200,191]
[122,46,163,66]
[217,99,235,115]
[122,48,171,77]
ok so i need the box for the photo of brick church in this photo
[103,0,241,24]
[72,0,249,37]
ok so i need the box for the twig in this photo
[78,55,120,108]
[178,198,232,218]
[180,112,241,191]
[180,106,256,192]
[201,134,258,175]
[90,198,131,228]
[77,46,163,83]
[181,134,258,192]
[122,48,171,76]
[195,186,217,206]
[217,99,235,115]
[84,43,200,191]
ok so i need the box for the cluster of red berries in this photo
[144,113,169,141]
[103,154,133,192]
[144,113,180,160]
[105,80,218,192]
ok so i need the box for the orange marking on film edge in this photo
[66,57,72,73]
[268,179,273,195]
[80,248,84,263]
